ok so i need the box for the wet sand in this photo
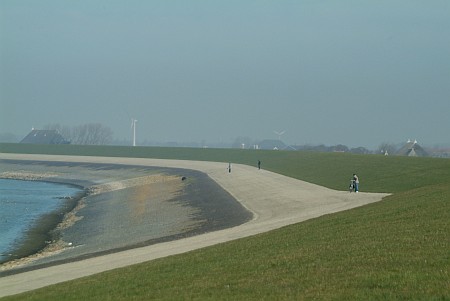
[0,154,389,297]
[0,159,252,273]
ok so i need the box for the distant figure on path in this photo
[228,163,232,173]
[353,173,359,192]
[257,160,261,170]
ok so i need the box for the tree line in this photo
[44,123,113,145]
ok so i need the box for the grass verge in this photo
[1,144,449,300]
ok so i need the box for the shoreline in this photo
[0,154,389,297]
[0,159,253,274]
[0,179,87,265]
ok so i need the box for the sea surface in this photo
[0,179,82,263]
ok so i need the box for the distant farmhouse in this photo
[396,139,428,157]
[21,129,70,145]
[257,139,287,150]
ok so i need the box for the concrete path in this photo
[0,154,388,297]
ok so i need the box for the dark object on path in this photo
[181,176,187,181]
[349,180,354,192]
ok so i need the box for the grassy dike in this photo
[1,143,449,300]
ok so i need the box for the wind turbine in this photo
[273,130,285,141]
[131,118,137,146]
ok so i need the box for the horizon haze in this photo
[1,1,449,149]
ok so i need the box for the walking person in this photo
[228,162,232,173]
[257,160,261,170]
[353,173,359,193]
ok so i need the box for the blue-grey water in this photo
[0,179,82,262]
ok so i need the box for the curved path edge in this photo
[0,154,389,297]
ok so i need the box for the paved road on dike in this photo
[0,154,388,297]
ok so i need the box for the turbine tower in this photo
[131,118,137,146]
[273,130,285,141]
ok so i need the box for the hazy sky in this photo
[1,1,449,149]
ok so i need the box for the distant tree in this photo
[377,143,398,155]
[44,123,72,141]
[331,144,349,152]
[72,123,113,145]
[350,147,371,154]
[44,123,113,145]
[314,144,330,152]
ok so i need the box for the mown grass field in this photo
[1,143,449,300]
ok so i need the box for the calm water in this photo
[0,179,82,262]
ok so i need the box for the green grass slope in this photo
[1,144,449,300]
[1,143,449,192]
